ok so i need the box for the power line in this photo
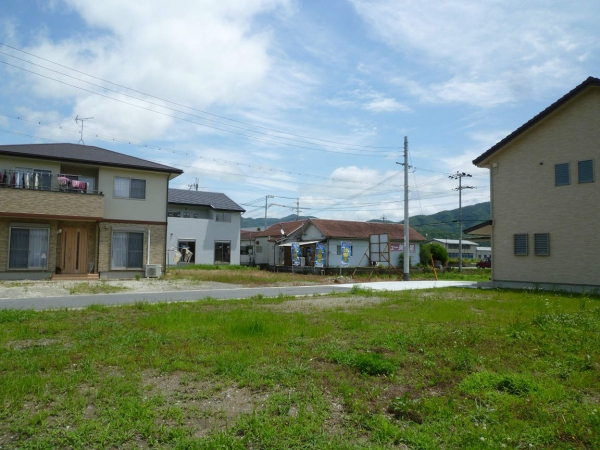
[0,113,402,188]
[0,44,396,152]
[0,59,394,157]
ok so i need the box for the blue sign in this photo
[341,241,351,266]
[315,243,325,268]
[291,242,301,266]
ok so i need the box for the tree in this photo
[420,243,449,266]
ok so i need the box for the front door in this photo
[62,227,89,274]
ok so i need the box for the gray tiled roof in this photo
[168,188,245,212]
[0,143,183,174]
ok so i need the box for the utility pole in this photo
[403,137,409,281]
[296,198,300,220]
[396,137,410,281]
[264,195,274,230]
[449,172,474,272]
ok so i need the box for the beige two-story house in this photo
[473,76,600,292]
[0,143,182,280]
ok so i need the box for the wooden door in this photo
[62,227,89,274]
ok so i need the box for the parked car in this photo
[476,258,492,269]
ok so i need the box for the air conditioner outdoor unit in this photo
[145,264,162,278]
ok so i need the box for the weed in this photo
[68,282,129,295]
[0,288,598,448]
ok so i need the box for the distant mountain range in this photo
[242,202,491,240]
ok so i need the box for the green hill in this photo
[242,202,491,239]
[400,202,490,239]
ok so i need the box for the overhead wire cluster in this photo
[0,42,489,218]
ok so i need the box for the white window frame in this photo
[114,176,146,199]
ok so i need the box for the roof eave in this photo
[0,149,183,174]
[472,77,600,167]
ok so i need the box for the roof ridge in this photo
[473,76,600,165]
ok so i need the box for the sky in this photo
[0,0,598,224]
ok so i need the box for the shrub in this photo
[420,243,449,266]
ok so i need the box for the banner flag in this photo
[315,243,325,268]
[341,241,351,267]
[291,242,301,266]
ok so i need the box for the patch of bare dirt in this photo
[266,295,388,312]
[5,338,62,350]
[141,371,269,437]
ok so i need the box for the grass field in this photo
[1,287,598,449]
[166,265,492,286]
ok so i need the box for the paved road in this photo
[0,280,477,310]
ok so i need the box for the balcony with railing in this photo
[0,168,104,219]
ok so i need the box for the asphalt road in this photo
[0,280,478,310]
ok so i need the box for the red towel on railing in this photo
[71,180,88,192]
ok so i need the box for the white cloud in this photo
[350,0,599,107]
[364,97,408,112]
[13,0,296,142]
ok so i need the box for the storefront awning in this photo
[278,240,321,247]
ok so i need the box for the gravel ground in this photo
[0,278,240,299]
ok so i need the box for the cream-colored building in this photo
[0,143,182,280]
[473,76,600,292]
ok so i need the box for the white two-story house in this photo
[166,189,245,266]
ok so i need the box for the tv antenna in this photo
[75,115,94,145]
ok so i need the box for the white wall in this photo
[166,213,241,265]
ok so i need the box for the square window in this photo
[555,163,570,186]
[578,160,594,183]
[130,179,146,199]
[114,177,146,199]
[534,233,550,256]
[9,227,49,269]
[336,245,353,255]
[514,234,528,256]
[111,231,144,269]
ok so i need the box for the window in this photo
[9,227,49,269]
[214,241,231,264]
[462,253,474,259]
[448,253,459,258]
[448,244,459,250]
[241,245,254,255]
[215,212,231,222]
[114,177,146,199]
[178,240,195,263]
[168,211,181,217]
[555,163,570,186]
[183,211,190,218]
[336,245,353,255]
[256,245,263,253]
[111,231,144,269]
[578,160,594,183]
[534,233,550,256]
[514,234,528,256]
